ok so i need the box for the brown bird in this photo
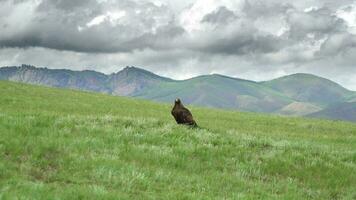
[171,98,197,127]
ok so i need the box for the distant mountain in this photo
[262,73,353,106]
[1,64,355,122]
[0,65,110,93]
[0,65,171,96]
[108,66,173,96]
[308,102,356,122]
[134,74,293,113]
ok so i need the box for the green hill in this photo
[108,66,174,96]
[262,73,353,107]
[1,65,355,119]
[135,74,292,113]
[1,81,356,199]
[308,102,356,122]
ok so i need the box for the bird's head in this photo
[175,98,181,105]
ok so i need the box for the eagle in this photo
[171,98,197,127]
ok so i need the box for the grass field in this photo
[0,80,356,199]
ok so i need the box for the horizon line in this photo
[0,64,353,92]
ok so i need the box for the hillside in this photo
[308,102,356,122]
[135,74,292,113]
[262,73,353,106]
[108,66,173,96]
[0,65,110,93]
[0,81,356,199]
[1,65,355,119]
[278,102,322,116]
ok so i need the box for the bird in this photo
[171,98,197,127]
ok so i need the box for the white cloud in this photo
[86,15,106,27]
[86,11,127,28]
[336,3,356,34]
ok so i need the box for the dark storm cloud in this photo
[0,0,185,53]
[191,4,288,55]
[0,0,353,57]
[191,26,285,55]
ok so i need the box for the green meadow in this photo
[0,80,355,199]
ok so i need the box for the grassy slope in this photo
[308,102,356,122]
[0,80,356,199]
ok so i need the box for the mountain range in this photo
[1,64,355,122]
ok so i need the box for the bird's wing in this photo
[171,110,178,119]
[181,107,192,115]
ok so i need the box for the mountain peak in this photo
[283,73,325,80]
[123,66,137,71]
[274,73,350,91]
[114,66,172,82]
[20,64,37,70]
[118,66,154,75]
[263,73,352,105]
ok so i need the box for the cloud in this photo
[0,0,356,90]
[286,7,347,39]
[318,33,356,56]
[0,0,184,53]
[201,6,237,24]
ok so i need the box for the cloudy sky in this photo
[1,0,356,90]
